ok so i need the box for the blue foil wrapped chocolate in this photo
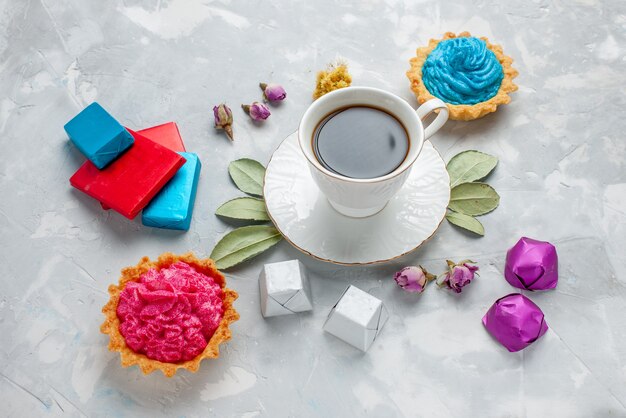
[64,102,134,169]
[142,152,201,231]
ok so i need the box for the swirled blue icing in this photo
[422,37,504,105]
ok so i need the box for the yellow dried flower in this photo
[312,62,352,100]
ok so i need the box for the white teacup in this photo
[298,86,449,218]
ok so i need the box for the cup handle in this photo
[416,98,449,140]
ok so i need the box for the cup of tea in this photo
[298,86,449,218]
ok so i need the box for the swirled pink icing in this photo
[116,262,224,363]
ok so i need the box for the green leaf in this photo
[448,182,500,216]
[216,197,270,221]
[228,158,266,196]
[446,211,485,236]
[447,150,498,188]
[210,225,282,270]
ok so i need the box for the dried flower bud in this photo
[393,266,435,293]
[437,260,479,293]
[242,102,271,121]
[313,61,352,100]
[260,83,287,102]
[213,104,234,141]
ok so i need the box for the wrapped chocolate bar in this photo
[70,129,186,219]
[482,293,548,352]
[323,285,388,351]
[64,102,134,169]
[505,237,558,291]
[138,122,186,152]
[142,152,201,231]
[259,260,313,317]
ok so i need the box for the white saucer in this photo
[264,132,450,265]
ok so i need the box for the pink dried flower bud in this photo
[260,82,287,102]
[393,266,435,293]
[242,102,271,121]
[213,104,234,140]
[437,260,479,293]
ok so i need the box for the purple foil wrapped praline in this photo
[504,237,558,291]
[482,293,548,352]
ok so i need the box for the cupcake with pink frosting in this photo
[101,253,239,377]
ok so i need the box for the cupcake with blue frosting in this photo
[407,32,518,121]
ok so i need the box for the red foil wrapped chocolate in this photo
[70,129,186,219]
[138,122,186,152]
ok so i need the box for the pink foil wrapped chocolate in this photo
[482,293,548,352]
[505,237,558,291]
